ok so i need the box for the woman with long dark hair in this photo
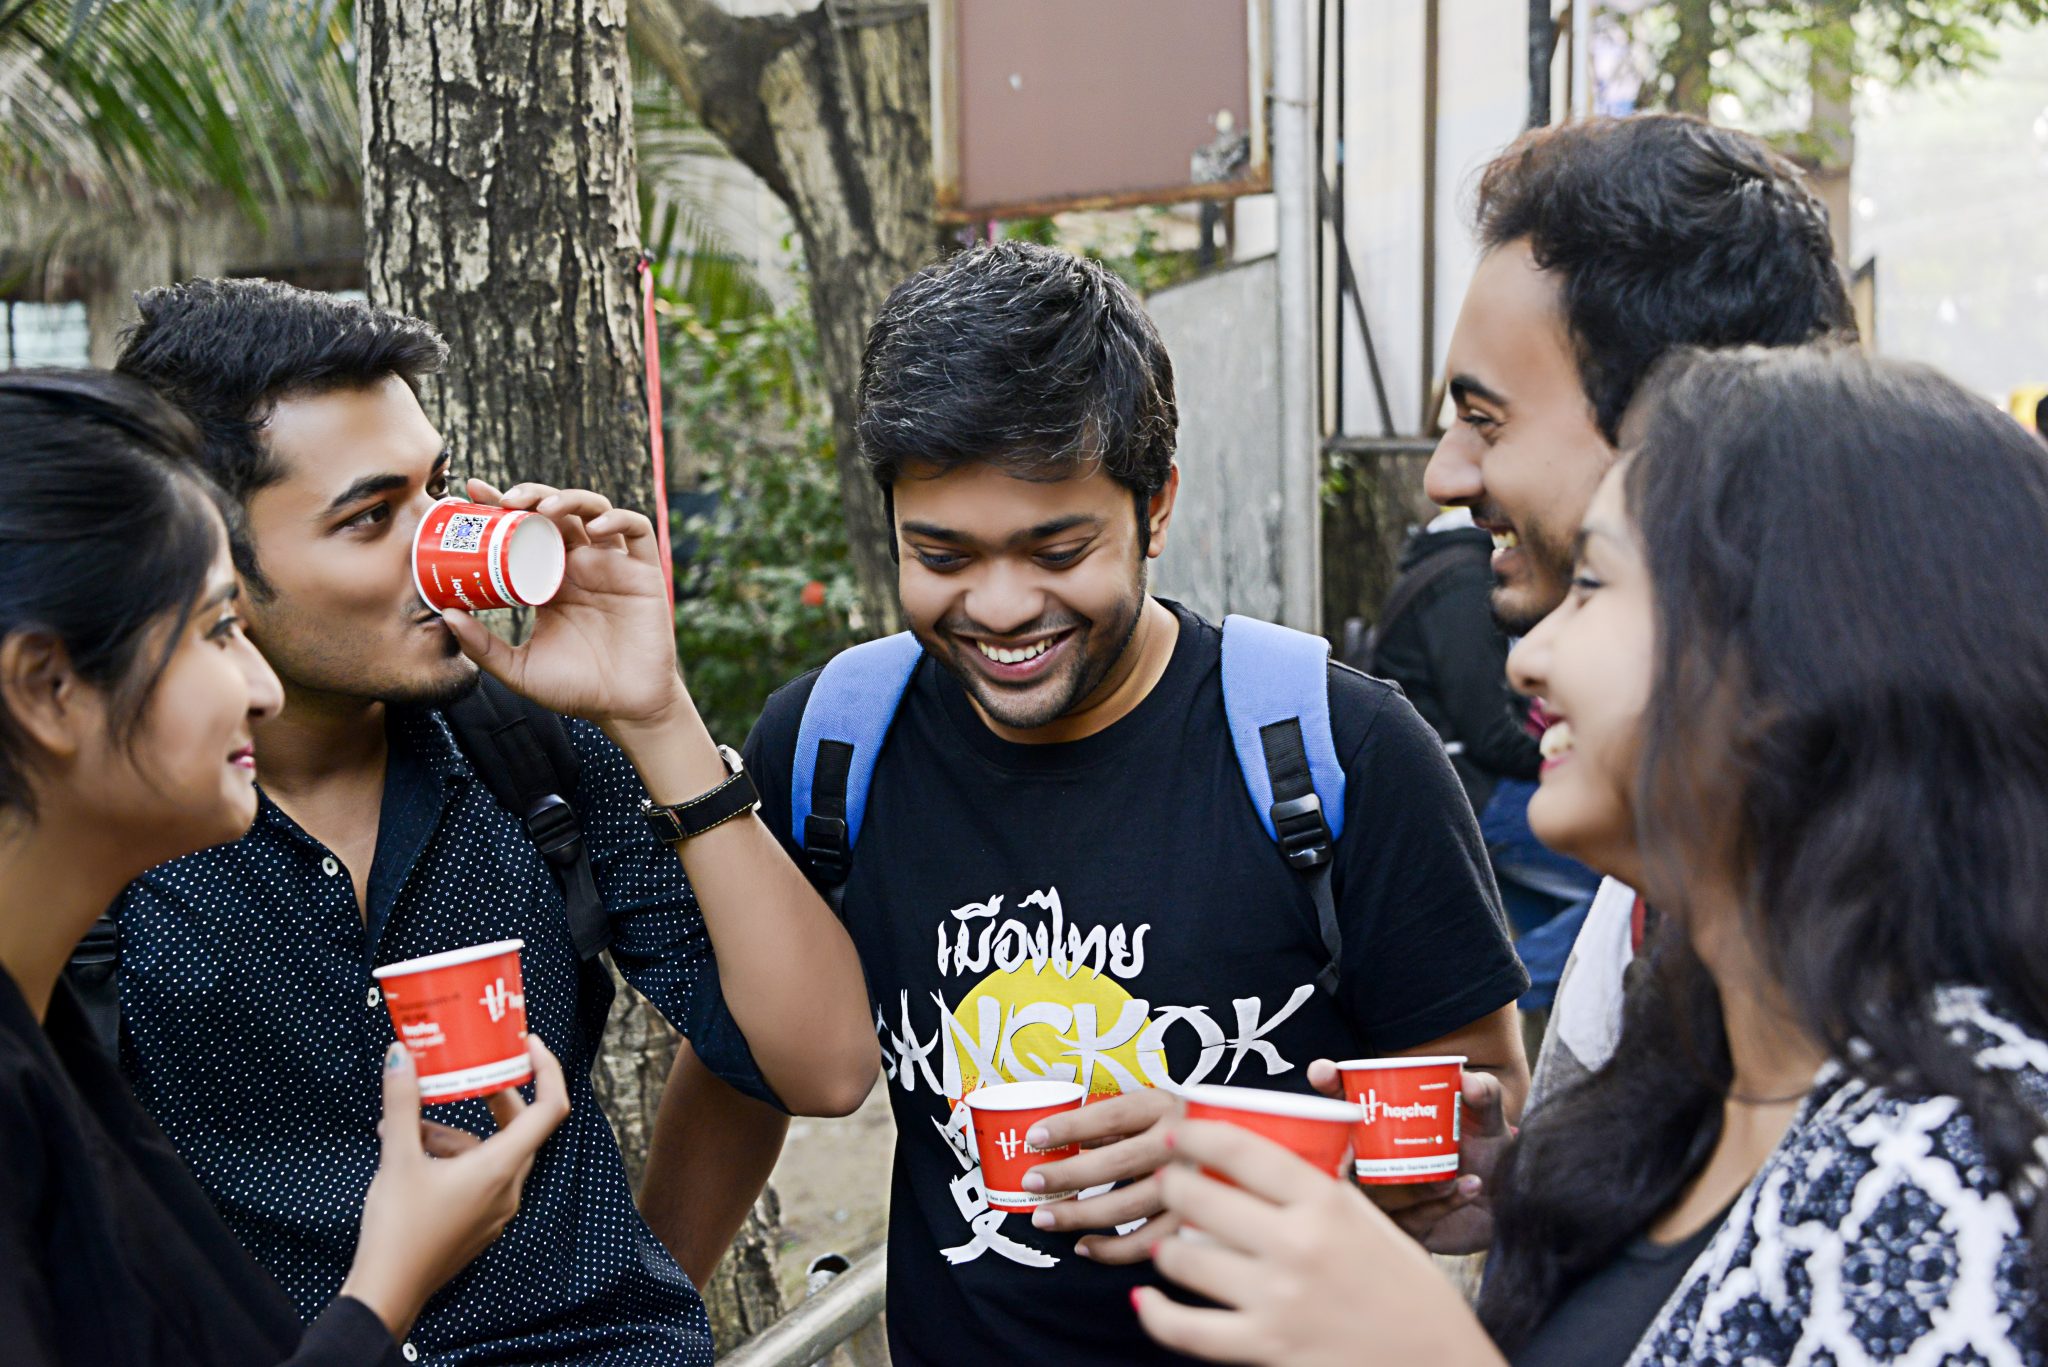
[0,370,569,1365]
[1132,345,2048,1364]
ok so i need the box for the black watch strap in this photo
[642,746,761,843]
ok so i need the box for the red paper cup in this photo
[373,939,533,1104]
[413,498,566,613]
[964,1080,1086,1212]
[1337,1055,1465,1185]
[1181,1083,1361,1179]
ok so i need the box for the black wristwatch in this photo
[640,744,761,842]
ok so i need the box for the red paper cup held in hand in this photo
[1336,1055,1465,1185]
[1181,1083,1362,1180]
[963,1080,1086,1213]
[413,498,566,613]
[373,939,533,1104]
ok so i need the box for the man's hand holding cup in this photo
[1015,1085,1182,1262]
[1304,1057,1510,1255]
[431,478,690,733]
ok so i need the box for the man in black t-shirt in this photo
[743,242,1530,1365]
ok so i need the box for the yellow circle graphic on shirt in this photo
[950,962,1157,1101]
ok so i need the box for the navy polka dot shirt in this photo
[113,706,776,1365]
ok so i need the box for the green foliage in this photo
[1081,209,1204,296]
[990,208,1206,295]
[663,284,862,745]
[633,61,775,328]
[1626,0,2048,137]
[0,0,359,222]
[999,216,1060,246]
[4,0,776,331]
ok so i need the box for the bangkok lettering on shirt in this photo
[877,882,1316,1268]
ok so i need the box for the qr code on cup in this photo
[439,512,492,555]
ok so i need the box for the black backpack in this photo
[66,674,614,1056]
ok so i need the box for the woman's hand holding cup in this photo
[1136,1118,1506,1367]
[339,1034,570,1341]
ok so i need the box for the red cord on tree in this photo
[637,256,674,610]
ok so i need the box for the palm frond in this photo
[0,0,358,227]
[634,64,773,325]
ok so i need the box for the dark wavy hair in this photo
[856,241,1177,530]
[1474,115,1855,442]
[1479,346,2048,1351]
[115,277,446,594]
[0,371,228,816]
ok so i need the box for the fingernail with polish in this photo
[1026,1125,1049,1148]
[1129,1287,1143,1312]
[1022,1170,1045,1192]
[385,1043,407,1072]
[1031,1206,1054,1229]
[1459,1175,1483,1197]
[1074,1242,1093,1259]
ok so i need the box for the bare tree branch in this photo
[629,0,799,202]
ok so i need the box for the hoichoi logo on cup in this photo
[963,1080,1086,1213]
[1357,1090,1441,1125]
[373,939,533,1104]
[1337,1055,1465,1185]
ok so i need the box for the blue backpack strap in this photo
[792,632,923,892]
[1221,615,1347,998]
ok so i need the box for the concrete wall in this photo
[1337,0,1528,436]
[1147,254,1286,623]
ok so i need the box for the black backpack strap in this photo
[1363,537,1489,669]
[444,675,609,961]
[1257,717,1342,999]
[67,912,123,1056]
[1221,616,1349,1007]
[806,739,857,912]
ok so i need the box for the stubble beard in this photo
[1488,519,1572,638]
[927,570,1150,733]
[385,658,483,711]
[251,607,481,713]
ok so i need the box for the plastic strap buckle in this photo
[805,813,851,883]
[1270,793,1333,870]
[523,794,583,866]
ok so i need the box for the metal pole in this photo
[1527,0,1554,127]
[1570,0,1594,118]
[1420,0,1440,433]
[720,1247,888,1367]
[1273,0,1321,633]
[1332,0,1346,437]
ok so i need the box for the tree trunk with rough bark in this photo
[596,975,788,1349]
[359,0,650,500]
[1806,28,1856,268]
[357,0,786,1349]
[1660,0,1716,116]
[632,0,942,634]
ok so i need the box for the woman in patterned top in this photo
[0,371,570,1364]
[1134,346,2048,1365]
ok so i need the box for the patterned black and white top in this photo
[1631,988,2048,1365]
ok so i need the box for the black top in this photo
[1513,1206,1732,1367]
[1368,524,1540,812]
[746,601,1529,1367]
[115,706,768,1365]
[0,968,401,1366]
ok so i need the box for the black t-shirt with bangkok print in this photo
[744,600,1526,1366]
